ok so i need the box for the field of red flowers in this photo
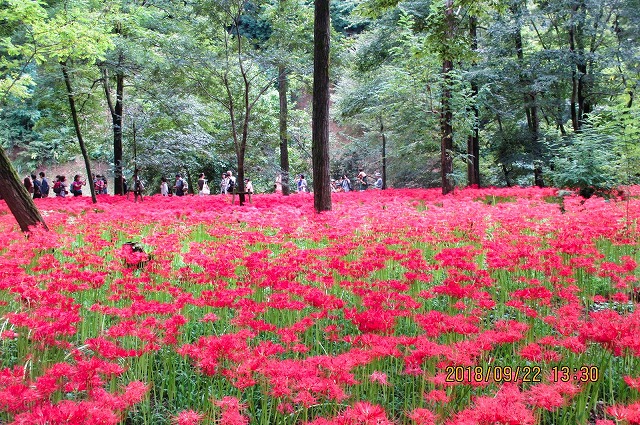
[0,187,639,424]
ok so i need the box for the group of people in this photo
[23,172,49,198]
[23,172,90,198]
[218,171,253,195]
[23,167,381,200]
[293,169,383,193]
[156,171,253,197]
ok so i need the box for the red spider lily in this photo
[214,396,249,425]
[424,389,449,404]
[607,402,640,423]
[524,381,581,411]
[172,410,205,425]
[0,187,639,423]
[447,383,535,425]
[369,371,389,385]
[408,407,436,425]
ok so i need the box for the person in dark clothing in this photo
[32,174,42,199]
[39,172,50,197]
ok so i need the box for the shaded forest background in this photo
[1,0,639,195]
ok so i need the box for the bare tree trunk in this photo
[513,1,543,187]
[278,64,291,195]
[568,1,590,132]
[0,148,48,232]
[114,71,124,195]
[440,0,455,195]
[467,15,480,187]
[61,60,97,203]
[441,58,454,195]
[103,66,125,195]
[379,116,387,189]
[312,0,331,211]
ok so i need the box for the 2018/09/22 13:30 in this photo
[445,365,600,383]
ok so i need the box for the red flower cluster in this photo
[0,187,637,423]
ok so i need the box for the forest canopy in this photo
[1,0,639,194]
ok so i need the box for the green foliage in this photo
[549,102,640,195]
[2,0,640,191]
[548,129,620,195]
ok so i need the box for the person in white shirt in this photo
[220,173,229,194]
[226,171,236,193]
[160,177,169,196]
[297,174,307,193]
[374,172,383,189]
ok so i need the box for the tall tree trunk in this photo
[61,60,97,203]
[441,59,454,195]
[312,0,331,211]
[379,117,387,190]
[513,1,543,187]
[0,148,48,232]
[440,0,455,195]
[467,15,480,187]
[114,70,124,195]
[103,66,125,195]
[569,0,589,132]
[278,64,290,195]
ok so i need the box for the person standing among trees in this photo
[374,172,382,189]
[226,171,236,194]
[94,174,105,194]
[297,174,308,193]
[357,168,368,191]
[70,174,86,197]
[31,174,42,199]
[274,173,282,194]
[101,175,108,194]
[23,175,33,195]
[220,173,229,194]
[160,177,169,196]
[174,174,186,196]
[39,172,50,197]
[341,174,352,192]
[197,173,210,196]
[132,172,144,203]
[53,175,65,197]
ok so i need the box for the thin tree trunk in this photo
[103,66,125,195]
[379,117,387,190]
[513,1,543,187]
[278,64,290,195]
[114,70,124,195]
[467,15,480,187]
[61,60,97,203]
[0,148,48,232]
[312,0,331,211]
[440,0,455,195]
[441,58,454,195]
[502,164,513,187]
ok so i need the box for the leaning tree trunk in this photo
[278,64,291,195]
[312,0,332,212]
[61,61,97,203]
[0,148,48,232]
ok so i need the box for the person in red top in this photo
[70,174,86,197]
